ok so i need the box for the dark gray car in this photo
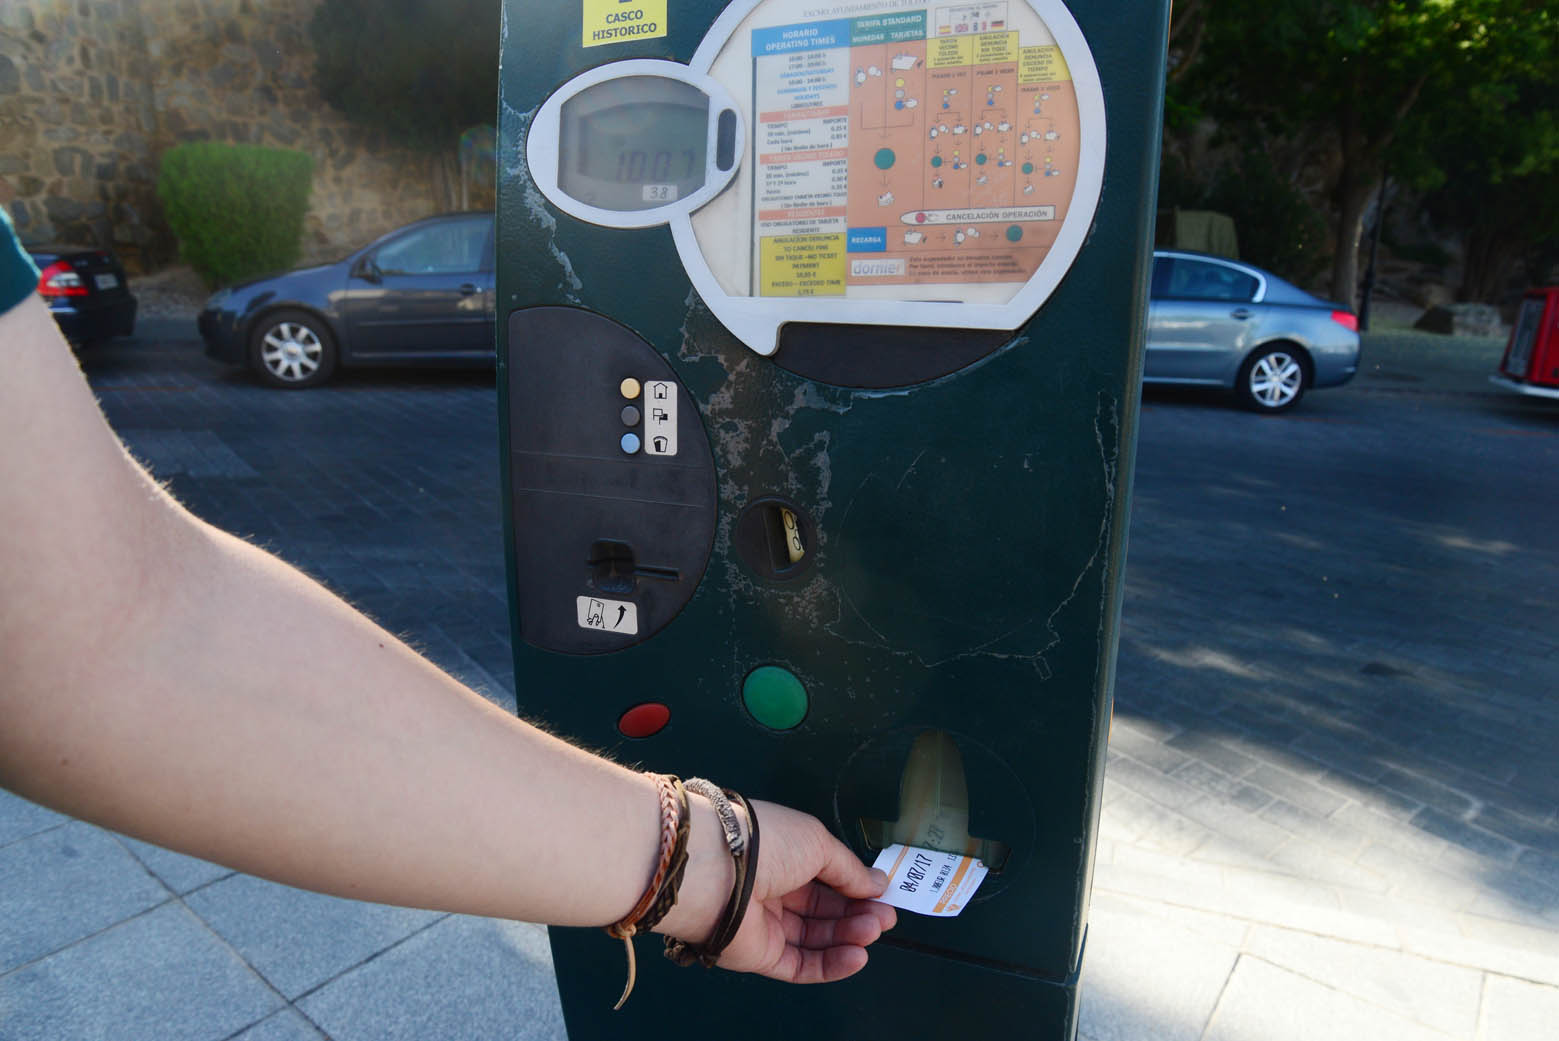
[1147,250,1360,412]
[198,213,494,388]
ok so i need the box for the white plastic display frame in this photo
[527,59,746,231]
[671,0,1107,356]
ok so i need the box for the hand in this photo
[713,800,897,982]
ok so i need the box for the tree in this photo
[1404,13,1559,301]
[310,0,499,204]
[1174,0,1544,305]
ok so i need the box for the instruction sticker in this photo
[582,0,666,48]
[577,595,639,635]
[643,380,678,456]
[871,843,988,916]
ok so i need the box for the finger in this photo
[859,898,897,931]
[779,943,871,984]
[780,880,850,919]
[807,829,889,900]
[794,909,886,950]
[779,885,898,933]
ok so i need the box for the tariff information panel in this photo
[749,1,1081,298]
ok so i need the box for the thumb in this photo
[809,824,889,900]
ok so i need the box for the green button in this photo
[742,666,808,730]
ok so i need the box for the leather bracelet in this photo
[664,790,760,969]
[606,774,689,1010]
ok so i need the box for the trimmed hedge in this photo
[157,143,313,288]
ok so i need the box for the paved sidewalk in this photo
[1,320,1555,1039]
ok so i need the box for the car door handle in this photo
[1230,308,1253,320]
[459,283,479,296]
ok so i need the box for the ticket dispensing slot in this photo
[860,730,1013,873]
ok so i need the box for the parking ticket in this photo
[871,844,988,917]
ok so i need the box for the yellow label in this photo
[1019,45,1071,83]
[928,35,973,69]
[582,0,666,48]
[974,31,1016,66]
[760,234,846,297]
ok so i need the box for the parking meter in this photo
[497,1,1167,1036]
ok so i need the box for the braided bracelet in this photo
[606,774,690,1010]
[664,789,760,970]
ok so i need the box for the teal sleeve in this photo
[0,206,41,317]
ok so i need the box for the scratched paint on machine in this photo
[582,0,667,47]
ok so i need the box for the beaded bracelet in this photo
[606,773,690,1010]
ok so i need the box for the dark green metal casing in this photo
[498,2,1167,1036]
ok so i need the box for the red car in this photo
[1491,287,1559,400]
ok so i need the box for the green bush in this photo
[1203,151,1329,288]
[157,143,313,288]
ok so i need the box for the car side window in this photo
[1164,258,1258,303]
[374,220,489,276]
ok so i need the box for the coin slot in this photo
[733,497,815,581]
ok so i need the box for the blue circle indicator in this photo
[894,100,904,110]
[930,155,943,168]
[874,148,896,170]
[976,153,987,165]
[1006,225,1023,242]
[1022,162,1034,175]
[621,432,641,454]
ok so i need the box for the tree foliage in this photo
[1170,0,1556,304]
[309,0,498,152]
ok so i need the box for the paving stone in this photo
[1078,898,1237,1041]
[229,1009,329,1041]
[0,902,280,1041]
[1178,797,1293,858]
[298,915,565,1041]
[0,787,65,848]
[183,874,444,999]
[1102,753,1203,811]
[1244,762,1349,818]
[114,834,234,894]
[1411,806,1519,863]
[1244,924,1482,1037]
[1165,730,1262,779]
[1203,957,1460,1041]
[1479,973,1559,1041]
[0,822,169,973]
[1169,760,1274,813]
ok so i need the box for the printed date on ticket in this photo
[871,843,989,917]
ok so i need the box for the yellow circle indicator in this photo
[895,77,905,88]
[619,378,641,399]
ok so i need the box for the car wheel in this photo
[250,310,338,389]
[1237,343,1307,413]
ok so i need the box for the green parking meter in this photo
[497,1,1167,1036]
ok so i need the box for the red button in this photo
[617,702,671,739]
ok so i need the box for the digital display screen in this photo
[558,77,709,212]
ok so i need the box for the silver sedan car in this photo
[1146,250,1360,413]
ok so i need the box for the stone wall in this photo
[0,0,449,272]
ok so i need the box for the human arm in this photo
[0,291,892,982]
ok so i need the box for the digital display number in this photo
[558,77,709,212]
